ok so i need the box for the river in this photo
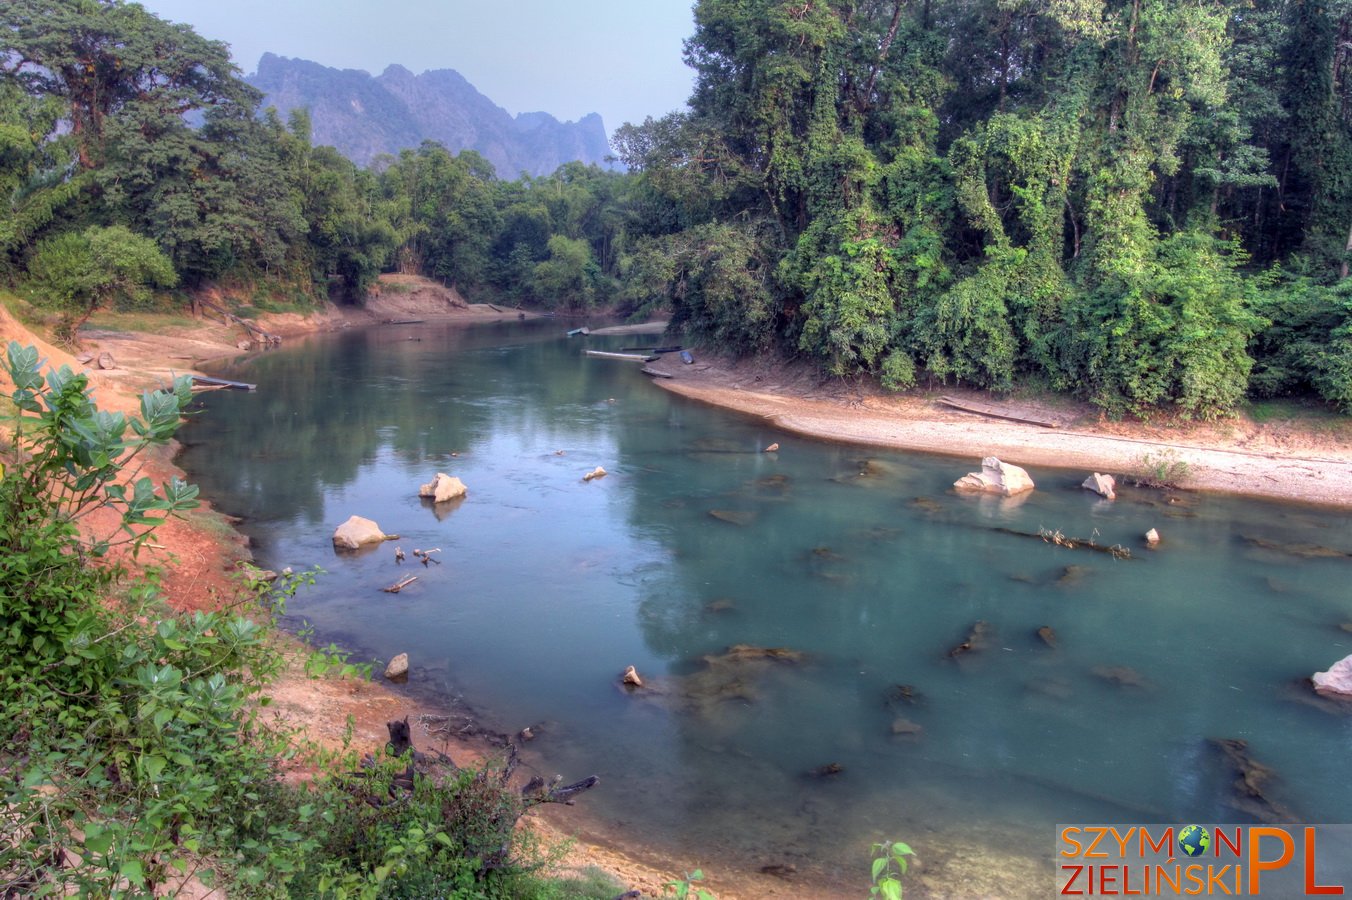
[177,319,1352,896]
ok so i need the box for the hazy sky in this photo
[135,0,697,137]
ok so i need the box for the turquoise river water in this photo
[176,320,1352,896]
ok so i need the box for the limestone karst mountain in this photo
[247,53,613,176]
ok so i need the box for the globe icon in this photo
[1179,825,1210,858]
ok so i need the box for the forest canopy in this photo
[3,0,1352,417]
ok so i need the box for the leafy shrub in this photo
[880,349,918,392]
[1132,448,1192,488]
[26,226,177,342]
[870,840,915,899]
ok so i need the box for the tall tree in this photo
[0,0,250,169]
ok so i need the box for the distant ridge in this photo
[247,54,613,176]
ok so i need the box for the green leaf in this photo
[119,859,145,884]
[83,826,113,856]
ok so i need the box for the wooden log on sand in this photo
[938,395,1063,428]
[197,296,282,346]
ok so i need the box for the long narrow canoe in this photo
[191,374,257,392]
[585,350,657,362]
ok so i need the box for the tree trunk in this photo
[1340,220,1352,279]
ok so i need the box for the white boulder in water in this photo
[385,653,409,683]
[1313,654,1352,699]
[333,515,389,550]
[953,456,1035,497]
[1082,472,1116,500]
[419,472,467,503]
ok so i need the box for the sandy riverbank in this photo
[643,352,1352,509]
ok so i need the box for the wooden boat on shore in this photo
[190,374,257,392]
[585,350,657,362]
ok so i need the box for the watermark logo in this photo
[1057,824,1352,896]
[1180,826,1211,859]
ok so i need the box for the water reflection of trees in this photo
[180,321,639,523]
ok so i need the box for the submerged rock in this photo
[621,665,643,688]
[1241,534,1352,559]
[718,644,805,664]
[953,456,1035,497]
[911,496,944,514]
[709,509,758,526]
[1092,665,1151,689]
[674,644,807,717]
[885,684,923,706]
[948,620,993,659]
[1035,625,1058,649]
[1056,565,1090,587]
[582,466,607,482]
[890,717,925,737]
[1209,737,1299,823]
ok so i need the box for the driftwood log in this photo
[1209,738,1299,823]
[197,296,282,346]
[381,717,599,808]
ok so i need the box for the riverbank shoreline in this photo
[643,352,1352,510]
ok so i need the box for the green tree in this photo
[0,0,248,169]
[0,0,248,170]
[27,224,177,341]
[533,233,598,309]
[98,101,306,286]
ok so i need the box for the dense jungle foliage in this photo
[4,0,1352,421]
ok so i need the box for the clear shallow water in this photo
[178,321,1352,894]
